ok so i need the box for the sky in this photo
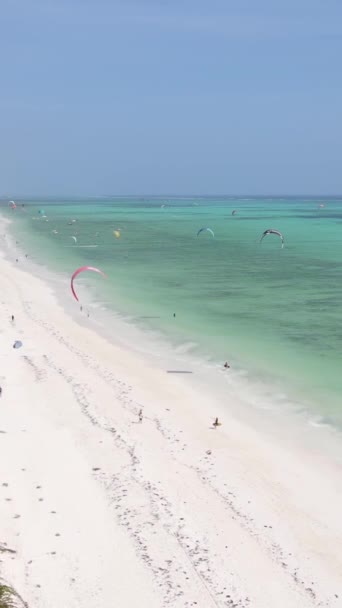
[1,0,342,196]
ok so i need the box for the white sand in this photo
[0,217,342,607]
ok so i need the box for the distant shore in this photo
[0,214,341,607]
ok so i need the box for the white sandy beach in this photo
[0,216,342,608]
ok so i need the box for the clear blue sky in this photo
[1,0,341,196]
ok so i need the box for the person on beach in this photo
[213,417,221,428]
[138,408,143,422]
[224,362,230,369]
[0,387,2,397]
[11,315,14,323]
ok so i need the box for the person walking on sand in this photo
[11,315,14,323]
[213,417,221,428]
[0,387,2,398]
[138,408,143,423]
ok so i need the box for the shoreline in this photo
[4,213,342,447]
[7,204,342,429]
[0,215,342,606]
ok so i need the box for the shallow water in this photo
[4,197,342,426]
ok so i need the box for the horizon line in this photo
[1,194,342,200]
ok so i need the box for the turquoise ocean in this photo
[4,197,342,427]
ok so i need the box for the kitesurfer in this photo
[197,227,215,238]
[70,266,106,302]
[260,229,284,249]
